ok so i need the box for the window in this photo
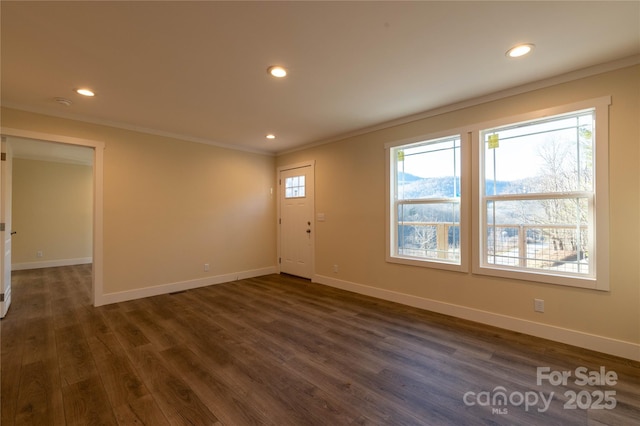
[284,175,305,198]
[475,98,610,289]
[386,97,610,290]
[387,133,468,271]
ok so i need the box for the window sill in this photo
[387,254,468,273]
[472,263,608,291]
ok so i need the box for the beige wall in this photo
[0,109,277,294]
[1,64,637,357]
[277,65,640,349]
[12,158,93,268]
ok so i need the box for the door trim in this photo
[0,140,12,317]
[277,160,315,278]
[0,127,105,307]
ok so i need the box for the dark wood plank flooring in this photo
[2,265,639,425]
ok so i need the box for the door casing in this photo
[0,128,105,307]
[0,139,13,317]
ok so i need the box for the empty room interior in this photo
[1,1,639,425]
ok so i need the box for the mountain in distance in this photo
[398,172,522,198]
[397,171,423,183]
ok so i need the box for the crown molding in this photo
[3,55,638,158]
[0,101,275,157]
[278,55,640,156]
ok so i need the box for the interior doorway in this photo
[0,128,104,309]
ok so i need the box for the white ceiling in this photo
[1,1,639,155]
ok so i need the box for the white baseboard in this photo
[313,274,640,362]
[12,257,92,271]
[96,266,277,306]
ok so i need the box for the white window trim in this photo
[471,96,611,290]
[385,96,610,291]
[385,129,470,273]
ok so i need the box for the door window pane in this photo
[285,175,305,198]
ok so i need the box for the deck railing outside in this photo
[398,222,588,273]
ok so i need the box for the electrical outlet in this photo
[204,263,210,272]
[333,264,339,273]
[534,298,545,313]
[36,250,43,258]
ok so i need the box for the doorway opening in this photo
[0,128,104,314]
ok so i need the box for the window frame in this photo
[471,97,611,290]
[284,174,306,199]
[385,129,470,273]
[385,97,610,291]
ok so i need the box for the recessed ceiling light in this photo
[267,66,287,78]
[75,88,95,97]
[266,134,276,140]
[506,43,534,58]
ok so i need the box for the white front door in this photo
[279,164,314,279]
[1,139,13,317]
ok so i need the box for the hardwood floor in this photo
[2,265,639,425]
